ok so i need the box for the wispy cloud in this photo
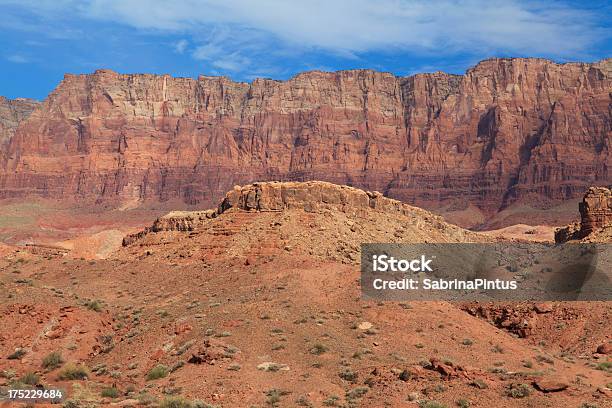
[173,39,188,54]
[0,0,609,77]
[6,54,28,63]
[67,1,609,56]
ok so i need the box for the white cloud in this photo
[6,54,28,63]
[174,39,188,54]
[74,0,606,57]
[0,0,608,74]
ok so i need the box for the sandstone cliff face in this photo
[0,96,39,156]
[555,186,611,242]
[1,58,610,218]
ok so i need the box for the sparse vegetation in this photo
[322,395,340,406]
[42,351,64,369]
[84,300,103,312]
[101,387,120,398]
[345,387,368,400]
[265,389,290,407]
[20,371,40,385]
[58,363,89,380]
[419,402,447,408]
[157,396,218,408]
[596,361,611,372]
[456,399,470,408]
[338,368,358,382]
[462,339,473,346]
[507,383,531,398]
[310,343,328,355]
[295,395,313,407]
[492,344,504,353]
[146,364,169,381]
[535,355,554,365]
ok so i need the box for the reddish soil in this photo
[1,187,610,407]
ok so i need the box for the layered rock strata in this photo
[1,58,610,218]
[122,181,450,245]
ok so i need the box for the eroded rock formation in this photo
[1,58,610,219]
[122,181,452,245]
[555,187,612,242]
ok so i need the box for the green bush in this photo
[419,402,447,408]
[507,383,531,398]
[146,364,169,381]
[85,300,103,312]
[20,371,40,385]
[310,343,328,355]
[42,351,64,369]
[101,387,120,398]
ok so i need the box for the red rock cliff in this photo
[0,58,610,218]
[0,96,39,157]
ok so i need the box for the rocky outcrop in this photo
[123,181,450,245]
[0,96,39,154]
[217,181,440,219]
[1,58,610,220]
[121,210,215,245]
[555,187,611,242]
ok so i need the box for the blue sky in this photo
[1,0,610,100]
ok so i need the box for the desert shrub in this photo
[322,395,340,406]
[596,361,611,372]
[62,400,90,408]
[158,397,204,408]
[85,300,102,312]
[101,387,119,398]
[146,364,169,381]
[419,402,447,408]
[338,368,358,382]
[42,351,64,369]
[20,371,40,385]
[58,363,89,380]
[345,387,369,400]
[507,383,531,398]
[456,399,470,408]
[265,389,290,407]
[535,355,554,365]
[310,343,328,355]
[462,339,473,346]
[295,395,313,407]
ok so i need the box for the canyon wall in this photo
[0,96,39,157]
[0,58,610,219]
